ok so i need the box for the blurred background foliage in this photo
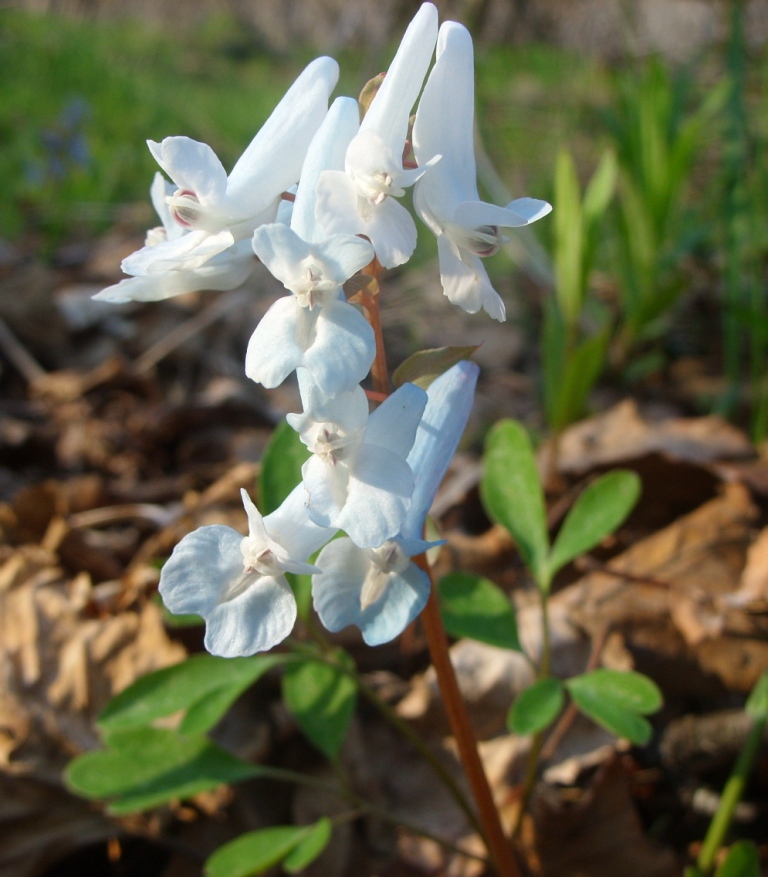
[2,0,768,437]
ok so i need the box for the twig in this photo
[0,316,47,383]
[134,289,251,374]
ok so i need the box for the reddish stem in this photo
[358,257,389,397]
[416,555,524,877]
[358,265,520,874]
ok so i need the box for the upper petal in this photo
[413,20,476,193]
[365,382,428,458]
[148,137,228,204]
[226,56,340,216]
[338,445,415,547]
[453,199,552,230]
[252,223,312,291]
[362,196,418,269]
[121,229,236,276]
[264,483,336,562]
[402,361,479,539]
[292,96,361,243]
[316,235,375,285]
[315,170,366,238]
[360,2,438,159]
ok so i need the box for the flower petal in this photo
[505,197,553,224]
[365,382,427,457]
[149,172,181,238]
[148,137,228,204]
[338,445,415,547]
[122,229,236,276]
[204,575,296,657]
[227,56,340,216]
[315,169,365,238]
[289,379,369,436]
[303,299,375,397]
[264,483,336,562]
[362,196,418,269]
[402,361,479,538]
[436,234,505,321]
[96,246,255,303]
[245,296,308,388]
[158,525,245,617]
[292,96,360,243]
[252,223,312,291]
[316,235,375,285]
[360,2,438,159]
[453,199,551,230]
[312,539,430,645]
[413,20,476,197]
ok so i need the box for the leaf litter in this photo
[0,229,766,875]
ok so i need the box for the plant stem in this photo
[252,763,486,863]
[289,636,483,839]
[694,713,766,875]
[358,258,390,396]
[416,554,524,877]
[356,265,518,873]
[510,584,553,840]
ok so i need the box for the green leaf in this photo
[282,652,357,760]
[508,678,565,735]
[582,149,617,229]
[481,420,549,587]
[543,322,609,433]
[205,825,313,877]
[715,841,760,877]
[180,684,252,736]
[283,818,333,873]
[66,727,259,814]
[438,572,521,651]
[99,654,283,733]
[547,470,641,577]
[566,669,662,745]
[746,670,768,721]
[567,669,662,714]
[553,149,584,325]
[259,420,308,516]
[392,345,479,389]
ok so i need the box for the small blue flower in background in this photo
[26,97,91,187]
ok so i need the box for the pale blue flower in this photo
[312,361,479,643]
[289,376,428,549]
[159,486,334,657]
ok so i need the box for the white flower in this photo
[413,22,551,321]
[311,361,480,643]
[315,3,439,268]
[122,56,340,276]
[95,240,257,303]
[312,536,434,645]
[158,486,334,657]
[288,376,428,548]
[247,98,375,397]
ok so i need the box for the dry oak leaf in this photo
[559,482,767,695]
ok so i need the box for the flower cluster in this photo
[97,4,550,656]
